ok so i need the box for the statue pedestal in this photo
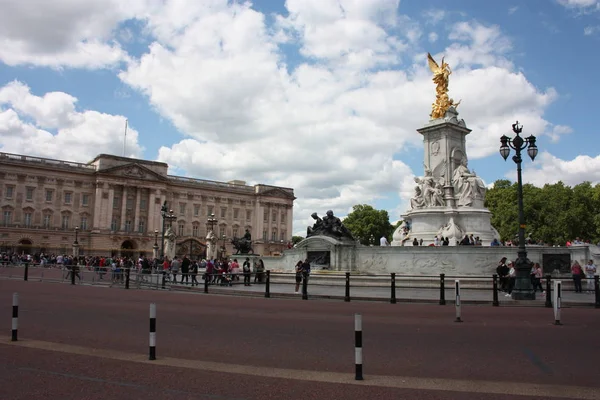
[392,108,500,246]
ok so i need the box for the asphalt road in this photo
[1,280,599,399]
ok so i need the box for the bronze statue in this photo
[427,53,461,119]
[231,229,254,254]
[307,210,354,241]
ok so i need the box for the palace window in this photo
[26,187,34,201]
[111,218,119,231]
[3,211,11,226]
[5,186,14,199]
[272,211,277,223]
[194,204,200,216]
[113,196,120,209]
[233,208,239,219]
[246,210,252,221]
[178,222,185,236]
[140,198,147,210]
[219,226,225,237]
[207,205,214,216]
[281,230,286,241]
[180,203,186,215]
[192,224,199,237]
[61,215,70,230]
[220,207,227,218]
[126,198,134,210]
[263,210,268,222]
[233,227,239,238]
[262,229,267,241]
[64,192,72,204]
[81,194,89,206]
[80,216,88,231]
[24,212,32,227]
[45,190,53,202]
[281,212,286,224]
[138,219,145,233]
[271,229,277,241]
[125,220,132,232]
[43,214,51,228]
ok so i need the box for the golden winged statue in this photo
[427,53,460,119]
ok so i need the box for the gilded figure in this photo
[427,53,461,119]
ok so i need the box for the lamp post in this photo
[499,121,538,300]
[72,226,80,262]
[221,234,227,259]
[160,201,176,259]
[74,226,79,245]
[207,213,217,233]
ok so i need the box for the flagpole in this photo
[123,119,128,157]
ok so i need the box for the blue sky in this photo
[0,0,599,235]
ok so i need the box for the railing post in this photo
[545,275,552,308]
[125,267,131,289]
[302,274,308,300]
[390,273,397,304]
[439,273,446,305]
[594,275,599,309]
[492,274,499,307]
[23,263,29,281]
[344,272,351,302]
[265,270,271,298]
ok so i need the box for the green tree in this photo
[343,204,394,245]
[291,235,304,245]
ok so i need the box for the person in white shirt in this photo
[380,236,390,246]
[585,260,597,292]
[433,236,440,246]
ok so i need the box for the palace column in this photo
[121,185,128,231]
[107,185,115,230]
[133,187,141,233]
[93,181,104,229]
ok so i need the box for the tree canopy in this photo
[485,180,600,245]
[342,204,394,245]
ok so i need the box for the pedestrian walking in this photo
[585,260,597,293]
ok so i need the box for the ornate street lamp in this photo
[74,226,79,245]
[221,234,227,259]
[160,201,176,259]
[207,213,217,233]
[154,229,159,247]
[499,121,538,300]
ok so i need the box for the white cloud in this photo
[584,25,600,35]
[114,3,568,233]
[422,9,446,25]
[519,152,600,186]
[0,0,148,68]
[558,0,600,10]
[508,6,519,15]
[428,32,439,43]
[0,81,143,160]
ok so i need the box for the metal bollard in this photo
[354,314,363,381]
[344,272,351,302]
[125,268,131,289]
[204,273,209,293]
[23,263,29,281]
[594,275,599,309]
[553,281,562,325]
[454,280,462,322]
[439,273,446,305]
[390,273,397,304]
[149,303,157,360]
[545,275,552,308]
[302,274,308,300]
[492,274,499,307]
[11,293,18,342]
[162,271,166,290]
[71,266,76,285]
[265,270,271,298]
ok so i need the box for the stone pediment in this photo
[260,188,296,200]
[97,163,167,181]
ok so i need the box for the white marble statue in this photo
[164,226,177,260]
[452,157,486,207]
[411,168,445,209]
[437,217,463,243]
[410,184,426,209]
[206,230,218,260]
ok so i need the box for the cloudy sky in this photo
[0,0,599,236]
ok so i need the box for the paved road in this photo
[1,280,599,399]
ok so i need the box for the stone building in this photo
[0,152,295,259]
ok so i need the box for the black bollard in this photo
[11,293,18,342]
[71,266,76,285]
[265,270,271,298]
[204,273,209,293]
[149,303,157,360]
[354,313,363,381]
[594,275,599,309]
[125,268,131,289]
[439,273,446,305]
[23,263,29,281]
[344,272,351,302]
[492,274,499,307]
[545,275,552,308]
[161,271,166,289]
[390,273,397,304]
[302,274,308,300]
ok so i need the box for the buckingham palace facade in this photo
[0,152,295,259]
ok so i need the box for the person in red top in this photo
[571,261,584,293]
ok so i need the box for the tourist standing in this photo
[294,260,303,293]
[585,260,597,293]
[496,257,509,292]
[532,263,544,293]
[571,261,584,293]
[242,257,251,286]
[505,261,516,297]
[380,236,390,246]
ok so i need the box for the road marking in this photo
[2,337,599,398]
